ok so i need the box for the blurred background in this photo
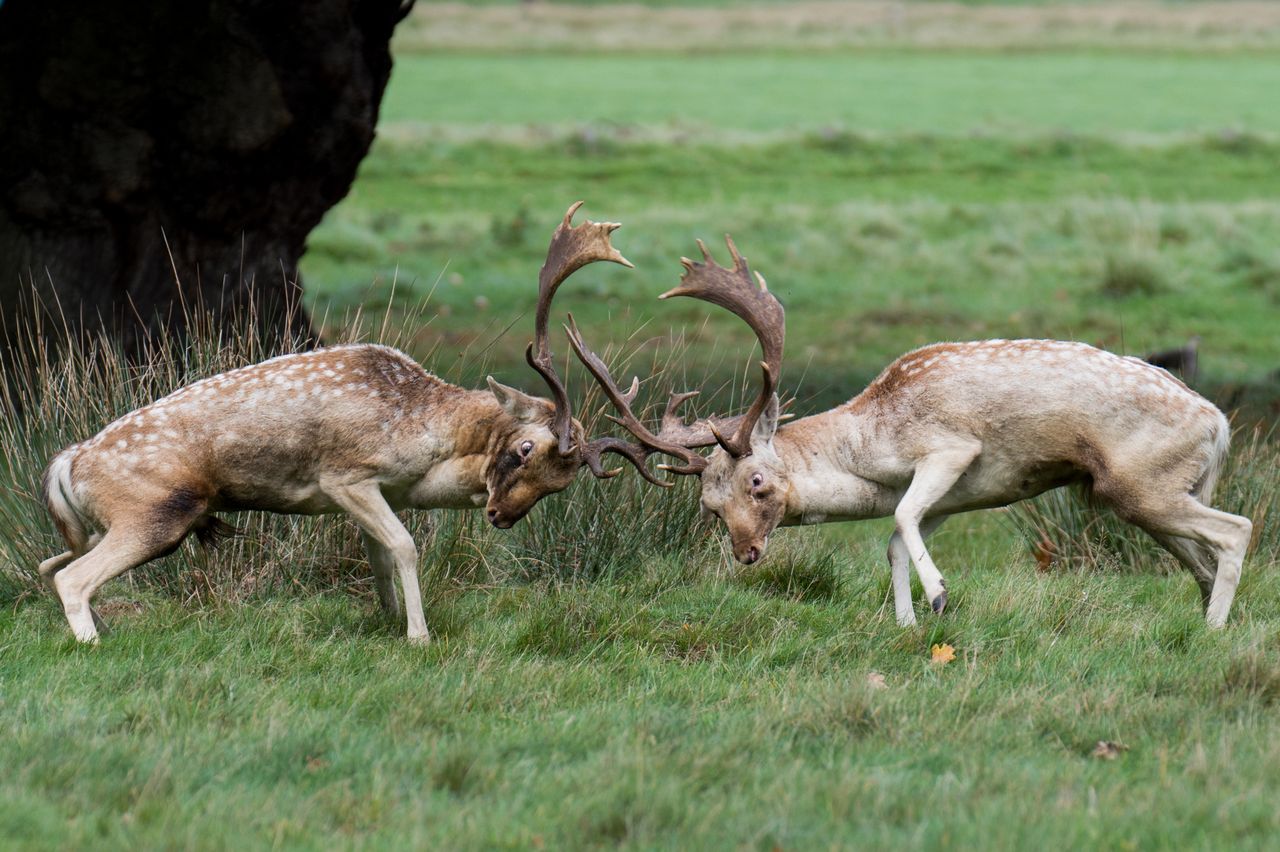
[301,0,1280,419]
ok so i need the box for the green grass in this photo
[6,519,1280,848]
[305,136,1280,408]
[304,49,1280,402]
[384,53,1280,133]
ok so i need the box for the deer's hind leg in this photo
[1127,496,1251,628]
[38,552,76,591]
[1147,532,1217,609]
[38,533,102,591]
[53,526,190,643]
[52,492,207,642]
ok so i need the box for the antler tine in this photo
[564,314,708,478]
[529,201,634,456]
[581,438,676,488]
[659,235,785,458]
[654,383,797,452]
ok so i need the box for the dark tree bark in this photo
[0,0,413,353]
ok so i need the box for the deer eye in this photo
[751,473,764,488]
[519,440,535,458]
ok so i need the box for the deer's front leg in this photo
[887,515,947,626]
[361,530,400,618]
[893,444,980,616]
[325,478,429,643]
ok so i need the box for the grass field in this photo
[7,538,1280,848]
[7,2,1280,848]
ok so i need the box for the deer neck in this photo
[392,389,512,508]
[775,407,901,525]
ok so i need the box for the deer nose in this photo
[741,545,760,565]
[487,508,499,523]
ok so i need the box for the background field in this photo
[5,2,1280,849]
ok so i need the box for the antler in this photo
[658,236,785,458]
[528,201,633,456]
[564,315,710,482]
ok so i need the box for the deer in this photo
[38,202,662,644]
[563,236,1253,629]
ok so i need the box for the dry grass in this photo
[398,2,1280,54]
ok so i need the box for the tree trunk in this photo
[0,0,413,354]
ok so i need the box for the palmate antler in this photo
[527,202,699,484]
[660,236,784,459]
[565,234,787,480]
[528,201,633,456]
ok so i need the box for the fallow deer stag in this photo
[39,202,653,643]
[571,236,1253,628]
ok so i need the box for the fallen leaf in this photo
[930,643,957,665]
[866,671,887,689]
[1091,740,1129,760]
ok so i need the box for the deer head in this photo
[485,202,685,527]
[567,235,790,563]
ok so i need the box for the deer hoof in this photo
[930,590,948,615]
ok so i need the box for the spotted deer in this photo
[569,236,1253,628]
[39,202,657,643]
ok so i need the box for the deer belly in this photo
[212,481,337,515]
[936,455,1082,513]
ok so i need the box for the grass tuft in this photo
[1222,651,1280,707]
[1098,252,1167,298]
[732,535,842,603]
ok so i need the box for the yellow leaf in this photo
[930,643,957,665]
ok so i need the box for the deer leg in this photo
[361,530,401,618]
[52,526,179,643]
[887,515,947,626]
[325,479,428,643]
[38,551,76,591]
[1136,496,1251,628]
[1147,532,1217,609]
[894,445,980,616]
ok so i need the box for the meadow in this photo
[5,2,1280,848]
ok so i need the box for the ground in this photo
[5,514,1280,848]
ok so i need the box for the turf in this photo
[383,53,1280,134]
[302,48,1280,402]
[5,513,1280,848]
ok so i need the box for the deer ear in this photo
[487,377,546,422]
[751,393,781,447]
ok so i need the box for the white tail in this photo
[41,451,89,555]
